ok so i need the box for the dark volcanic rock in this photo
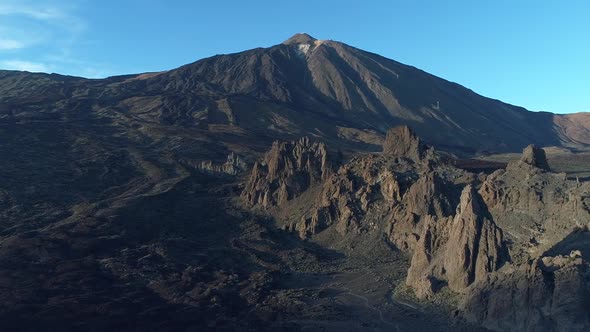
[269,127,448,239]
[387,171,457,252]
[444,185,506,291]
[3,34,590,332]
[480,146,590,262]
[242,128,590,330]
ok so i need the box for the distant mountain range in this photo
[1,33,589,159]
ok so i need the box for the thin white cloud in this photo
[0,1,95,76]
[0,60,51,72]
[0,3,65,20]
[0,1,86,45]
[0,1,107,77]
[0,38,24,50]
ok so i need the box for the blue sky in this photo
[0,0,588,114]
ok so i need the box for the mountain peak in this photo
[283,33,317,45]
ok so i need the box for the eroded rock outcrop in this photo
[406,185,506,298]
[241,129,590,331]
[479,145,590,261]
[458,147,590,330]
[294,155,403,238]
[241,137,331,207]
[387,171,458,252]
[519,144,551,171]
[291,126,446,239]
[462,250,590,332]
[198,152,247,175]
[382,125,428,161]
[445,185,506,290]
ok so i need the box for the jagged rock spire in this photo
[382,126,427,161]
[520,144,550,171]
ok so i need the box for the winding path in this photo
[334,273,418,331]
[343,287,400,331]
[303,272,423,331]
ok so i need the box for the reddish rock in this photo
[382,126,427,161]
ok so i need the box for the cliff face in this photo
[479,144,590,261]
[244,126,508,298]
[406,185,506,298]
[445,186,505,290]
[519,144,551,171]
[387,171,458,252]
[462,250,590,332]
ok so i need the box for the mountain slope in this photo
[1,33,590,331]
[2,33,588,159]
[125,33,589,153]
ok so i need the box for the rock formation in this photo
[382,125,428,161]
[241,137,331,208]
[459,146,590,330]
[242,127,590,330]
[5,33,590,332]
[406,185,506,298]
[284,126,440,238]
[387,171,458,252]
[294,155,403,238]
[444,185,506,290]
[479,144,590,261]
[197,152,247,175]
[462,250,590,332]
[520,144,551,171]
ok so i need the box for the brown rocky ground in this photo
[2,34,590,331]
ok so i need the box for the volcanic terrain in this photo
[1,34,590,331]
